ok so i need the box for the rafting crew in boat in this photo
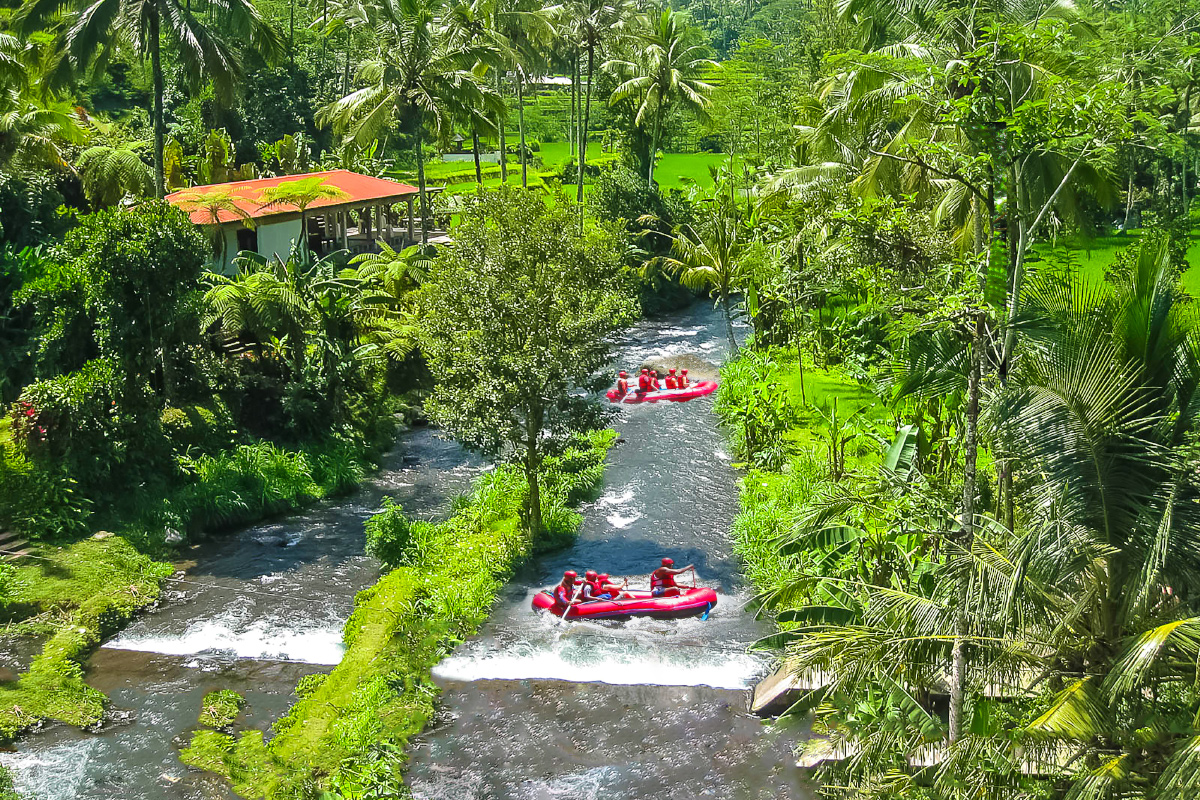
[614,371,630,397]
[650,558,695,597]
[665,368,679,389]
[678,369,689,389]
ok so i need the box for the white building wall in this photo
[256,219,303,265]
[210,219,302,274]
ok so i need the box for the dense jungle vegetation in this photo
[4,0,1200,795]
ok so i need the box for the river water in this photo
[405,305,808,799]
[0,303,806,799]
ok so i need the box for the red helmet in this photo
[598,573,610,582]
[669,368,677,373]
[661,558,674,567]
[641,368,648,373]
[681,369,688,374]
[564,570,577,581]
[585,570,598,580]
[619,371,627,377]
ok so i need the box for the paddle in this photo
[559,584,584,623]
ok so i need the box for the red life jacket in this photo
[678,374,689,388]
[553,583,575,606]
[585,579,604,598]
[650,569,677,592]
[666,375,678,389]
[616,378,629,395]
[638,374,651,392]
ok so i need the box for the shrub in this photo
[309,437,369,496]
[160,400,238,456]
[0,764,18,800]
[363,499,412,568]
[0,440,91,539]
[199,690,245,728]
[52,204,207,388]
[176,442,322,532]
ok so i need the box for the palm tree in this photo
[319,0,499,244]
[763,240,1200,799]
[605,8,715,185]
[659,192,748,354]
[172,186,257,267]
[16,0,282,198]
[0,35,84,174]
[203,254,315,373]
[562,0,631,203]
[257,176,348,264]
[76,141,154,208]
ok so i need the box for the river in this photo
[0,303,807,799]
[405,304,808,799]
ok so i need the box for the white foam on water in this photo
[714,447,731,462]
[105,615,345,665]
[605,511,643,529]
[1,737,98,800]
[433,637,764,690]
[595,486,636,508]
[516,766,625,799]
[659,326,703,338]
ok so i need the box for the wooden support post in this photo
[340,210,348,249]
[385,203,394,244]
[407,197,415,243]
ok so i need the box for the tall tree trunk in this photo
[722,292,738,355]
[568,58,576,157]
[414,120,430,246]
[518,68,528,189]
[1124,165,1136,230]
[497,71,508,183]
[577,43,594,205]
[472,128,483,184]
[299,208,308,265]
[319,0,328,97]
[289,0,295,67]
[525,405,544,539]
[343,30,350,95]
[950,198,987,743]
[150,2,165,199]
[648,109,663,185]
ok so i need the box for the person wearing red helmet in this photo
[596,572,628,600]
[651,370,663,391]
[637,368,652,394]
[665,368,679,390]
[650,557,694,597]
[580,570,605,601]
[615,371,629,397]
[553,571,582,609]
[678,369,689,389]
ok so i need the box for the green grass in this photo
[1035,230,1200,298]
[198,690,245,728]
[403,145,734,195]
[179,430,618,798]
[0,536,172,738]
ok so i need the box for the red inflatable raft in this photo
[532,587,718,620]
[606,381,718,404]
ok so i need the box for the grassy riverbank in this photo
[714,348,892,604]
[179,429,617,798]
[0,422,396,743]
